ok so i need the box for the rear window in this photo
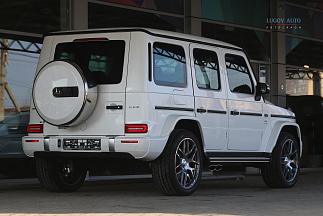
[54,40,125,85]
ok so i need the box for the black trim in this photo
[271,114,295,119]
[197,108,207,113]
[46,28,243,52]
[155,106,194,112]
[148,43,152,82]
[34,151,135,159]
[264,114,268,117]
[106,105,123,110]
[239,112,263,117]
[207,110,227,114]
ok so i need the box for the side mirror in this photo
[255,82,270,101]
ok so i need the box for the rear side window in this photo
[153,42,187,87]
[193,48,220,90]
[225,54,254,94]
[54,40,125,85]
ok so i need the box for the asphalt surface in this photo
[0,169,323,216]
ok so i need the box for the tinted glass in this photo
[193,48,220,90]
[225,54,254,94]
[202,22,271,62]
[0,114,29,133]
[54,41,125,85]
[153,42,186,87]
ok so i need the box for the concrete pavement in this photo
[0,169,322,216]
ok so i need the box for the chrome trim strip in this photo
[108,138,115,152]
[44,137,50,151]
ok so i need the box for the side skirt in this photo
[206,152,271,163]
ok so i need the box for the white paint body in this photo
[23,28,302,162]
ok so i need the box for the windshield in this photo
[54,40,125,85]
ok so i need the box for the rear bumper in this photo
[34,151,134,159]
[22,135,168,161]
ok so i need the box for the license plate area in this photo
[63,139,101,150]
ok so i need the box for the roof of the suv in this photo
[46,27,242,51]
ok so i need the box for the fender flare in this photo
[265,121,302,157]
[160,114,202,137]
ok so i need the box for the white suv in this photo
[23,28,302,195]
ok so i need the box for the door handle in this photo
[197,108,207,113]
[106,105,123,110]
[230,110,239,116]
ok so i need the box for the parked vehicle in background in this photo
[0,112,35,178]
[23,28,302,195]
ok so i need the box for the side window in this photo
[193,48,220,90]
[225,54,254,94]
[153,42,187,87]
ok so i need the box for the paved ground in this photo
[0,169,322,216]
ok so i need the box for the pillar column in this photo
[270,0,286,107]
[70,0,88,30]
[184,0,201,36]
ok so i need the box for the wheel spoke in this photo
[183,140,187,155]
[180,172,185,185]
[281,160,288,165]
[183,173,188,186]
[288,150,297,158]
[187,170,194,183]
[289,141,293,155]
[283,165,289,179]
[176,169,184,175]
[177,148,184,157]
[188,146,197,160]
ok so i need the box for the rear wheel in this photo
[36,158,87,192]
[151,130,202,196]
[261,132,300,188]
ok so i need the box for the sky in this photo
[3,40,41,109]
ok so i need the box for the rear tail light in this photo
[27,125,43,133]
[125,124,148,133]
[25,140,39,142]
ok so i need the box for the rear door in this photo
[190,44,228,150]
[44,32,130,136]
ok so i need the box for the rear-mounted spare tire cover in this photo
[33,60,98,126]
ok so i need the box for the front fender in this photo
[265,121,302,157]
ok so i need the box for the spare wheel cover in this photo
[33,60,97,126]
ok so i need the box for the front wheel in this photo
[151,130,203,196]
[36,158,87,192]
[261,132,300,188]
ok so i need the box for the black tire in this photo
[261,132,300,188]
[151,129,203,196]
[36,158,87,192]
